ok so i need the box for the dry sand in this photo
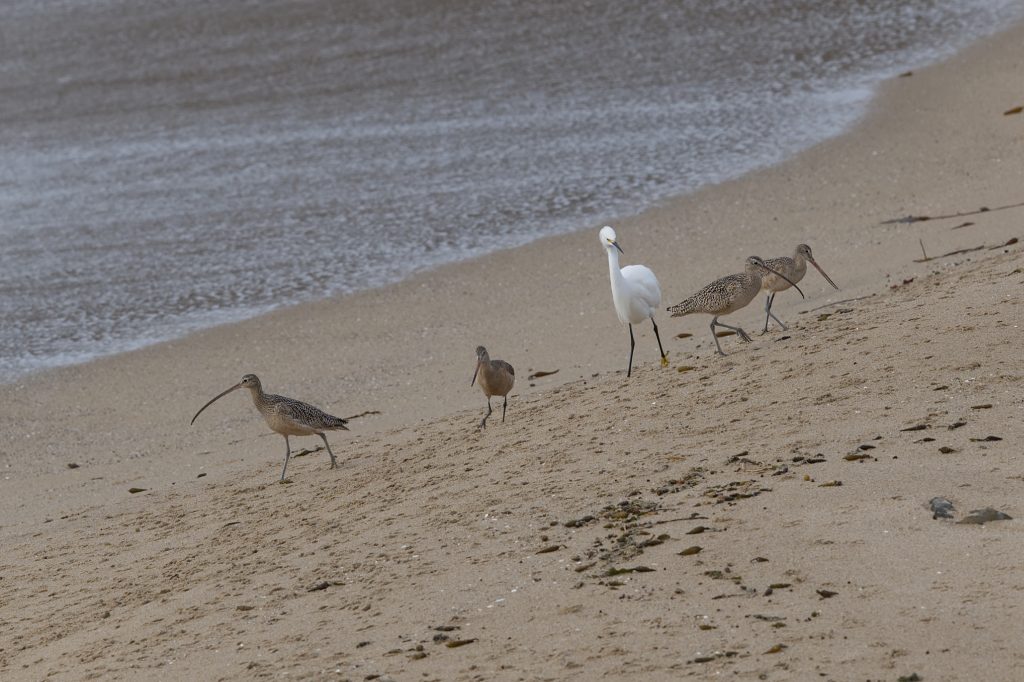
[1,20,1023,682]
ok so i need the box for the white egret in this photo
[599,225,668,377]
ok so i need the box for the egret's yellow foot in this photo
[661,354,669,367]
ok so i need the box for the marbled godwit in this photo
[190,374,349,481]
[667,256,804,356]
[471,346,514,428]
[599,225,668,377]
[761,244,839,332]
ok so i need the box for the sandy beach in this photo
[2,17,1023,682]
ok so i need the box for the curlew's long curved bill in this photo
[471,360,480,387]
[190,383,242,425]
[762,264,805,299]
[809,259,839,290]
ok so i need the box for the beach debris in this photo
[536,544,560,554]
[969,435,1002,442]
[67,462,80,469]
[676,365,696,373]
[563,514,596,528]
[763,644,787,654]
[605,566,655,576]
[1004,105,1023,115]
[929,497,956,520]
[444,639,477,648]
[818,480,842,487]
[900,423,929,432]
[897,675,922,682]
[958,508,1012,525]
[409,651,428,660]
[915,437,936,443]
[236,604,255,611]
[679,546,703,556]
[948,420,967,430]
[526,369,559,380]
[951,221,975,229]
[688,651,738,664]
[938,446,958,454]
[686,526,707,535]
[989,237,1018,249]
[197,472,207,478]
[971,403,993,410]
[844,453,871,462]
[128,487,147,494]
[881,200,1024,225]
[816,589,838,599]
[675,332,693,339]
[308,581,331,592]
[704,479,771,503]
[751,556,769,563]
[342,409,382,421]
[433,625,460,632]
[899,70,913,77]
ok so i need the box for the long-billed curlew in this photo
[471,346,514,428]
[190,374,349,481]
[667,256,804,356]
[760,244,839,332]
[599,225,668,377]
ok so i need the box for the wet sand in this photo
[1,20,1023,682]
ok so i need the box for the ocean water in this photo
[0,0,1020,381]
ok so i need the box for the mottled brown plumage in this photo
[760,244,839,332]
[471,346,515,428]
[667,256,804,356]
[191,374,348,481]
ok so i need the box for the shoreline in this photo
[2,16,1017,390]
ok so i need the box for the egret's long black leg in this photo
[651,316,667,365]
[627,323,636,377]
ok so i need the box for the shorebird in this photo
[599,225,668,377]
[760,244,839,332]
[667,256,804,356]
[190,374,349,481]
[471,346,514,428]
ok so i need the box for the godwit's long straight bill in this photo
[809,258,839,290]
[190,383,243,425]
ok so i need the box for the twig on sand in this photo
[343,409,382,420]
[802,295,875,313]
[879,200,1024,226]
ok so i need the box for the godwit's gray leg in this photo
[651,316,667,363]
[501,396,508,423]
[709,317,727,356]
[627,324,636,378]
[318,432,338,469]
[280,435,291,481]
[715,319,752,343]
[763,292,788,333]
[480,397,493,429]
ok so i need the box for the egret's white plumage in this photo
[599,226,668,377]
